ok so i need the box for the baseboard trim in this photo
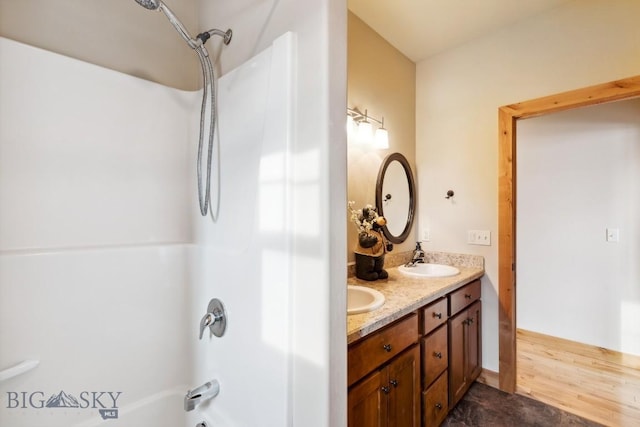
[476,368,499,389]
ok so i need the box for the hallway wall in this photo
[415,0,640,371]
[517,99,640,356]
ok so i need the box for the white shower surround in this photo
[0,31,307,426]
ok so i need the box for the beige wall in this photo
[415,0,640,372]
[0,0,199,90]
[347,12,416,263]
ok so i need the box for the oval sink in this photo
[347,285,385,315]
[398,263,460,278]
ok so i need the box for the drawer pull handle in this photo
[433,312,442,319]
[468,317,474,324]
[383,344,392,352]
[464,294,472,299]
[381,386,390,394]
[434,352,442,359]
[435,403,442,410]
[390,379,398,387]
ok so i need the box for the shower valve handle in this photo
[199,313,213,339]
[199,298,227,339]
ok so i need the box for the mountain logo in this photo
[45,390,80,408]
[7,388,121,420]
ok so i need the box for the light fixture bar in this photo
[347,107,389,149]
[347,107,384,127]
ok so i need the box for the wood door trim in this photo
[497,74,640,393]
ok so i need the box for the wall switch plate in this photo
[468,230,491,246]
[606,228,619,242]
[421,228,430,242]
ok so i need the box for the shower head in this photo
[134,0,160,10]
[134,0,199,48]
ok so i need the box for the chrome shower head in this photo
[134,0,160,10]
[134,0,198,48]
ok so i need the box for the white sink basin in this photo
[397,263,460,278]
[347,285,385,315]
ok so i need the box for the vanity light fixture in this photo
[374,117,389,149]
[347,107,389,149]
[357,117,373,145]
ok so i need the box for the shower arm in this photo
[196,29,233,46]
[157,2,233,50]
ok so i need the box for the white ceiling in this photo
[348,0,572,62]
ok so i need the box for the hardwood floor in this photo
[516,329,640,427]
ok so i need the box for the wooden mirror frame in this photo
[498,75,640,393]
[376,152,416,244]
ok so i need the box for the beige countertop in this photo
[347,264,484,344]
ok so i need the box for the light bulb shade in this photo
[357,121,373,145]
[374,128,389,149]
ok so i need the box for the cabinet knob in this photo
[464,294,472,299]
[433,312,442,319]
[383,344,392,352]
[434,352,442,359]
[381,386,390,394]
[467,317,474,324]
[435,403,442,410]
[389,379,398,387]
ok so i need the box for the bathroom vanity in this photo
[347,256,483,427]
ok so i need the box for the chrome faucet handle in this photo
[199,313,213,340]
[199,298,227,339]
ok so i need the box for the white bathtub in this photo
[73,388,186,427]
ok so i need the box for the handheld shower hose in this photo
[134,0,232,218]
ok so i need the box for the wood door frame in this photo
[497,75,640,392]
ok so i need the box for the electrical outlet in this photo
[606,228,619,242]
[468,230,491,246]
[421,228,430,242]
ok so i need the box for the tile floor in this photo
[442,382,604,426]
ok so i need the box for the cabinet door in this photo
[388,345,420,427]
[349,369,387,427]
[449,301,482,408]
[466,302,482,382]
[448,309,467,407]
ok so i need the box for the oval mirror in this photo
[375,153,416,244]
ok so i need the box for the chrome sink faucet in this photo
[184,380,220,412]
[405,242,425,267]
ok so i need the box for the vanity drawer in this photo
[421,323,448,387]
[449,279,481,316]
[420,297,447,335]
[422,370,448,427]
[348,313,419,386]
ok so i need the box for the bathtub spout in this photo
[184,380,220,412]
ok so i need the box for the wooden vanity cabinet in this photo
[448,280,482,408]
[348,314,420,427]
[348,277,483,427]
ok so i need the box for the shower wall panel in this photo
[186,32,295,427]
[0,38,193,251]
[0,37,194,426]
